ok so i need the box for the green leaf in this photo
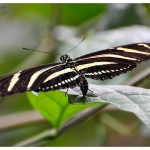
[27,90,100,129]
[69,85,150,129]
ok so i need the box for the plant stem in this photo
[58,104,107,136]
[13,128,57,147]
[126,67,150,86]
[13,104,107,146]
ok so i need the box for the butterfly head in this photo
[60,54,72,64]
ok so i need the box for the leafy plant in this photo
[1,3,150,146]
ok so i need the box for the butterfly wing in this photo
[1,43,150,97]
[74,43,150,80]
[0,61,82,97]
[0,63,60,97]
[34,65,81,93]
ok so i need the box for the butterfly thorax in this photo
[60,54,75,68]
[60,54,88,96]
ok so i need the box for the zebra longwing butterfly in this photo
[0,43,150,97]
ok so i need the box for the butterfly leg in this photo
[65,88,69,96]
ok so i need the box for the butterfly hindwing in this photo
[34,65,81,92]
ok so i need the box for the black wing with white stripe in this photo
[0,62,80,97]
[0,63,61,97]
[0,42,150,97]
[35,66,81,93]
[75,43,150,80]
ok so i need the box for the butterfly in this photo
[0,43,150,97]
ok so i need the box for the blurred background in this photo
[0,3,150,146]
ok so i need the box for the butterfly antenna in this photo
[22,48,62,56]
[66,37,85,54]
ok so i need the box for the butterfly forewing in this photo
[74,43,150,80]
[0,63,61,97]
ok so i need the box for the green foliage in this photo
[0,3,150,146]
[62,4,106,25]
[27,90,100,129]
[7,4,52,21]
